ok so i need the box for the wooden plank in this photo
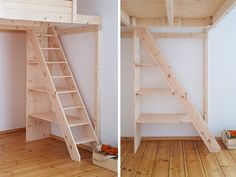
[165,0,174,25]
[75,15,102,25]
[138,29,220,152]
[136,141,157,177]
[203,34,208,122]
[214,141,236,177]
[212,0,236,28]
[169,141,185,177]
[136,113,190,124]
[183,141,206,177]
[121,141,146,177]
[133,32,141,153]
[72,0,78,22]
[121,141,133,165]
[196,141,225,177]
[152,141,170,177]
[136,17,212,27]
[56,25,100,36]
[121,8,131,26]
[122,32,206,39]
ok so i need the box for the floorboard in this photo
[0,132,117,177]
[121,139,236,177]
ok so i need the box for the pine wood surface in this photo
[121,139,236,177]
[0,132,117,177]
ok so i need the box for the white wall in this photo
[77,0,118,145]
[0,32,26,131]
[208,7,236,136]
[121,8,236,137]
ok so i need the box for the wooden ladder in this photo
[27,26,99,161]
[133,29,220,153]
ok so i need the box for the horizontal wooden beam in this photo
[136,17,212,27]
[212,0,236,28]
[121,32,206,39]
[75,15,102,25]
[56,25,100,35]
[121,8,130,26]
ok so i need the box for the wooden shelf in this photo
[29,87,47,93]
[29,112,56,122]
[75,137,96,145]
[136,113,190,124]
[135,62,156,67]
[136,88,173,95]
[29,112,88,127]
[36,34,56,37]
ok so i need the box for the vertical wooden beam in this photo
[134,31,141,153]
[203,33,208,122]
[165,0,174,26]
[95,27,101,142]
[72,0,78,23]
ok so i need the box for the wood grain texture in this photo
[121,139,236,177]
[0,132,117,177]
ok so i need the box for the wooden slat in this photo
[121,141,146,177]
[121,8,131,26]
[136,88,172,95]
[56,25,100,36]
[196,141,225,177]
[183,141,206,177]
[165,0,174,25]
[136,113,190,124]
[138,29,220,152]
[152,141,170,177]
[136,141,157,177]
[169,141,185,177]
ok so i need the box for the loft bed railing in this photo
[0,0,101,25]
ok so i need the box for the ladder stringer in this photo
[137,29,220,153]
[28,29,81,161]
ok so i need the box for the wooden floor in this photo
[0,132,117,177]
[121,139,236,177]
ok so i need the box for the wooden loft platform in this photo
[121,0,236,29]
[0,0,101,30]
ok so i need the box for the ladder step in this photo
[63,106,84,110]
[75,137,96,145]
[46,61,67,64]
[135,62,156,67]
[136,88,173,95]
[51,75,72,79]
[28,61,40,64]
[136,113,189,124]
[41,47,60,50]
[29,87,76,94]
[67,116,89,127]
[36,34,56,37]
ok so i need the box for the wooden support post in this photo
[95,28,101,142]
[165,0,174,26]
[72,0,78,23]
[138,29,220,152]
[133,31,141,153]
[203,33,208,122]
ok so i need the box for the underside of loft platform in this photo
[121,0,236,29]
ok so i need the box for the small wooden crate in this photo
[222,131,236,149]
[92,151,117,173]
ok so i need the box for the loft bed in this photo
[0,0,101,162]
[121,0,236,153]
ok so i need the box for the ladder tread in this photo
[136,113,189,124]
[29,87,77,94]
[28,61,40,64]
[75,137,96,145]
[67,115,89,127]
[46,61,67,64]
[135,62,156,67]
[136,88,173,95]
[36,34,56,37]
[63,105,84,110]
[51,75,72,79]
[41,47,60,50]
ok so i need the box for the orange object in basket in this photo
[228,130,236,137]
[101,144,118,156]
